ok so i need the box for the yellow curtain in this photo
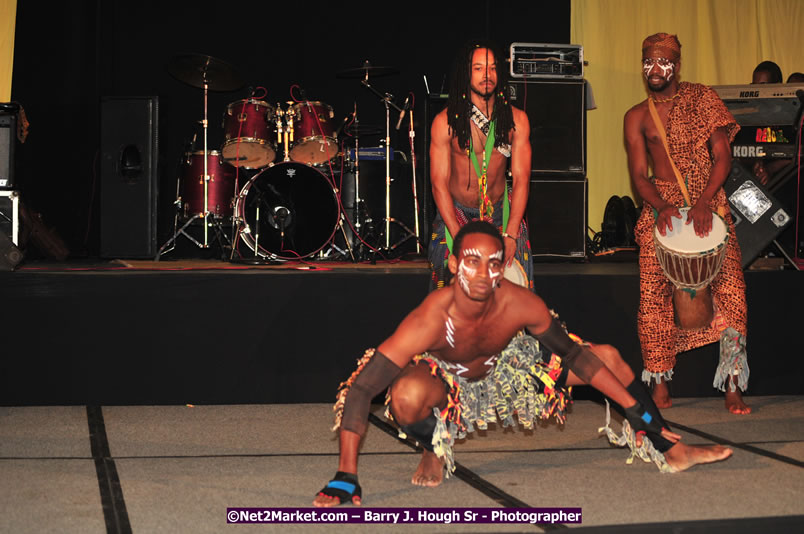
[0,0,16,102]
[571,0,804,232]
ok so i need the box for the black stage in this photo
[1,260,801,406]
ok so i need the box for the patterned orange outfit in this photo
[635,82,749,392]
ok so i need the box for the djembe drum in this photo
[653,207,728,330]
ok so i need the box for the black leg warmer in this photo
[624,378,674,453]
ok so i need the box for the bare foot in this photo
[664,442,733,471]
[725,386,751,415]
[652,380,673,409]
[411,450,444,487]
[313,474,361,508]
[313,491,361,508]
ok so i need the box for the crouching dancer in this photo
[314,221,732,507]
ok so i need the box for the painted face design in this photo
[457,258,475,294]
[456,246,503,294]
[642,57,675,81]
[488,250,503,288]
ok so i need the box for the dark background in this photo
[10,0,570,257]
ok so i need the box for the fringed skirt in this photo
[385,333,572,476]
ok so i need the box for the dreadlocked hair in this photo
[446,40,515,151]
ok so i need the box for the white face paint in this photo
[457,258,475,294]
[456,246,503,294]
[488,249,503,288]
[642,57,675,81]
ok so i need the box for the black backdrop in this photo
[10,0,570,256]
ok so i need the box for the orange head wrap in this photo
[642,33,681,62]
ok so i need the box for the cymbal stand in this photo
[360,77,404,250]
[155,75,216,260]
[352,104,364,241]
[201,78,210,247]
[406,101,422,253]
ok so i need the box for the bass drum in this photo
[235,162,339,259]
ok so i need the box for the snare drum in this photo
[180,151,236,218]
[235,162,339,259]
[222,99,276,168]
[288,101,338,166]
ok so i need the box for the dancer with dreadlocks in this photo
[428,40,533,291]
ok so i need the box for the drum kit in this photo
[155,54,422,262]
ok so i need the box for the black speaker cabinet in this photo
[0,229,22,271]
[724,160,792,268]
[100,97,159,258]
[767,161,804,265]
[526,178,587,259]
[508,81,585,176]
[0,112,15,190]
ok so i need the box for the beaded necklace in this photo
[469,119,496,220]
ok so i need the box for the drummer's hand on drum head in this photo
[655,204,681,236]
[503,235,516,267]
[686,203,713,237]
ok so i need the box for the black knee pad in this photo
[400,413,438,451]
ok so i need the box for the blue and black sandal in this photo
[317,471,361,505]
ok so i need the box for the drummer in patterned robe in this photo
[624,33,750,414]
[428,40,533,291]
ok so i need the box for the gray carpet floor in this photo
[1,397,803,533]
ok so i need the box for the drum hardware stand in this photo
[351,104,364,246]
[360,76,405,251]
[405,96,423,255]
[319,213,358,262]
[155,210,233,260]
[771,239,801,271]
[280,102,295,162]
[155,74,216,259]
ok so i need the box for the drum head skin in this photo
[654,207,727,253]
[503,259,528,287]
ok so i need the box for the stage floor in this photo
[1,397,803,533]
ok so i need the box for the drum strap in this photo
[647,98,692,207]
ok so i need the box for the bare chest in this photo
[448,134,508,202]
[436,314,519,379]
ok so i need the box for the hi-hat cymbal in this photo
[167,53,244,92]
[336,60,399,79]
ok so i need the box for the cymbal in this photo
[167,53,244,92]
[336,61,399,79]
